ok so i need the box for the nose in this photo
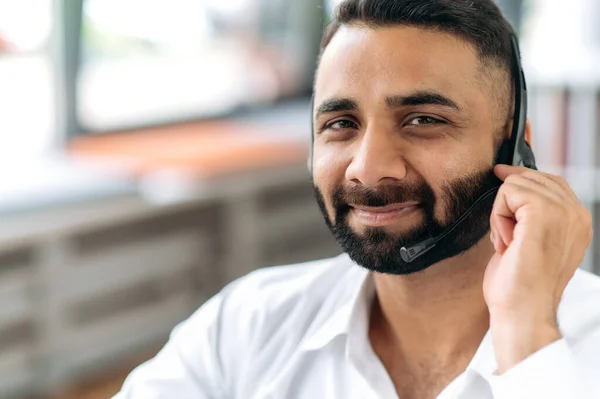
[345,127,407,187]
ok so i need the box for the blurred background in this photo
[0,0,599,398]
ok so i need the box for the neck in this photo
[369,236,494,363]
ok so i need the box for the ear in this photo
[525,119,533,148]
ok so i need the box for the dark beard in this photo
[313,168,500,275]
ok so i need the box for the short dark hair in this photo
[321,0,517,73]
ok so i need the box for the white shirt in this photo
[114,254,600,398]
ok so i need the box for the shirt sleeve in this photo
[488,338,599,399]
[112,294,228,399]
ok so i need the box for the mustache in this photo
[332,182,435,209]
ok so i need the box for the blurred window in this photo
[521,0,600,82]
[0,0,54,159]
[78,0,322,133]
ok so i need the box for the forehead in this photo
[314,24,487,110]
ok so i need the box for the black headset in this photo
[496,34,536,169]
[310,34,536,263]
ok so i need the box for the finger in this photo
[495,164,578,203]
[491,213,515,255]
[491,181,547,225]
[502,173,566,204]
[493,164,529,181]
[537,173,579,202]
[521,170,579,203]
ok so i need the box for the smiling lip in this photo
[350,203,420,227]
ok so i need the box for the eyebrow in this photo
[315,91,461,120]
[315,98,358,120]
[385,91,461,111]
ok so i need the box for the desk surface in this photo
[69,106,310,179]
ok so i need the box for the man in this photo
[114,0,600,398]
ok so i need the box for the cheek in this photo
[312,144,349,186]
[419,146,496,223]
[420,131,496,181]
[406,148,475,221]
[312,146,348,216]
[440,140,495,174]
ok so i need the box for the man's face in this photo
[312,25,506,274]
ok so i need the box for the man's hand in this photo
[483,164,593,374]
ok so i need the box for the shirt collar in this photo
[299,257,372,351]
[466,329,498,380]
[299,255,499,380]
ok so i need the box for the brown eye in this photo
[326,119,357,130]
[408,116,442,126]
